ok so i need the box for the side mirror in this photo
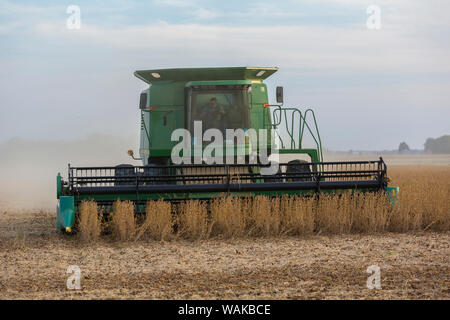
[276,86,283,104]
[139,92,147,109]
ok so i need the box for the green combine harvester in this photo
[56,67,399,232]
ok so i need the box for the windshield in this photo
[189,86,250,135]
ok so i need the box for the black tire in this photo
[286,160,312,182]
[114,164,135,186]
[141,157,171,185]
[268,163,283,182]
[142,164,169,185]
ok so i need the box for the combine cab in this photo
[56,67,399,232]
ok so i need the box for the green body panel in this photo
[138,68,284,162]
[149,81,185,106]
[278,148,320,163]
[56,173,62,198]
[56,196,75,230]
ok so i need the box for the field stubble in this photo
[0,165,449,299]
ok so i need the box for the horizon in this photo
[0,132,445,153]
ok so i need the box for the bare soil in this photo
[0,211,448,299]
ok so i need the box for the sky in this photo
[0,0,449,151]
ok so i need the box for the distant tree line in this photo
[398,142,410,152]
[424,135,450,154]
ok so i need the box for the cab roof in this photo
[134,67,278,84]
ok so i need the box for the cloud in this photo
[152,0,197,7]
[192,8,221,19]
[0,0,61,34]
[2,0,441,75]
[30,21,450,75]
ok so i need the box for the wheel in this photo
[286,160,312,182]
[114,164,135,186]
[142,157,170,185]
[268,163,283,182]
[142,164,169,185]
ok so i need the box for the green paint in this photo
[56,173,62,199]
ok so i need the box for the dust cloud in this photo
[0,134,139,210]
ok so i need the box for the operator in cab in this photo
[200,97,226,132]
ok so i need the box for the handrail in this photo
[302,109,324,163]
[270,105,323,162]
[269,104,285,149]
